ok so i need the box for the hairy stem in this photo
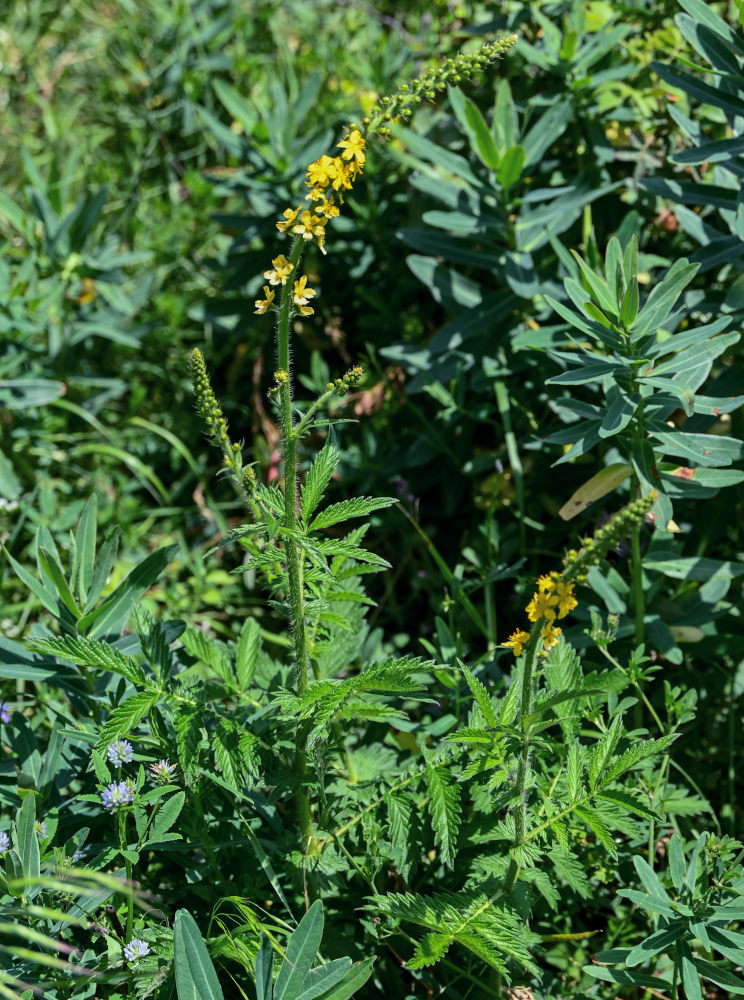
[503,619,542,894]
[277,237,314,849]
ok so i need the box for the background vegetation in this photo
[1,0,744,997]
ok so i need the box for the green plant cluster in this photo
[2,1,744,998]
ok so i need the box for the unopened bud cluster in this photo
[562,491,659,584]
[191,348,245,478]
[356,36,518,139]
[327,365,364,398]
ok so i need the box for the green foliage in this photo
[2,2,744,999]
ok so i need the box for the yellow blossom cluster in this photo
[502,573,578,657]
[254,129,367,317]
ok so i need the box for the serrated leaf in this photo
[181,626,232,683]
[596,789,659,822]
[603,733,677,784]
[27,635,146,685]
[99,692,159,746]
[566,744,582,803]
[301,444,339,523]
[589,715,624,791]
[574,805,616,856]
[459,660,496,728]
[147,791,185,843]
[309,496,396,532]
[423,765,461,868]
[236,618,261,690]
[407,933,452,969]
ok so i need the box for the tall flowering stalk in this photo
[500,491,658,894]
[192,34,518,851]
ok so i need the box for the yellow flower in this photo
[263,254,294,286]
[536,574,556,594]
[503,628,531,657]
[291,210,324,241]
[337,129,366,167]
[292,275,316,309]
[314,194,340,219]
[540,623,562,652]
[525,590,558,623]
[306,154,338,189]
[276,206,301,233]
[330,159,355,191]
[254,285,275,315]
[554,581,578,619]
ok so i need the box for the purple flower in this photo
[0,831,9,855]
[100,780,135,812]
[106,740,134,766]
[124,938,150,965]
[34,820,47,838]
[149,759,177,785]
[0,701,10,724]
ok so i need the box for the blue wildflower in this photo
[0,831,9,855]
[106,740,134,766]
[0,701,10,724]
[100,780,135,812]
[124,938,150,965]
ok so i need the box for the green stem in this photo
[119,811,133,940]
[277,237,314,849]
[503,618,542,894]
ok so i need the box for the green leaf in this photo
[566,744,582,803]
[181,626,232,683]
[447,86,500,170]
[80,543,178,639]
[458,660,496,728]
[301,445,340,523]
[626,924,684,967]
[74,495,98,606]
[574,805,616,856]
[236,618,261,690]
[692,956,744,995]
[617,888,677,917]
[589,715,624,791]
[668,834,686,891]
[274,901,324,1000]
[620,276,639,327]
[496,145,525,190]
[16,794,40,884]
[27,635,146,685]
[98,692,159,746]
[571,250,618,315]
[2,544,63,620]
[174,909,225,1000]
[147,791,185,844]
[633,856,671,902]
[37,547,80,619]
[596,789,659,822]
[584,965,673,988]
[423,764,461,868]
[603,734,677,785]
[650,431,743,467]
[84,527,120,611]
[255,935,274,1000]
[599,394,640,439]
[642,554,744,580]
[680,941,704,1000]
[313,959,373,1000]
[295,959,353,1000]
[630,258,699,339]
[309,496,396,532]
